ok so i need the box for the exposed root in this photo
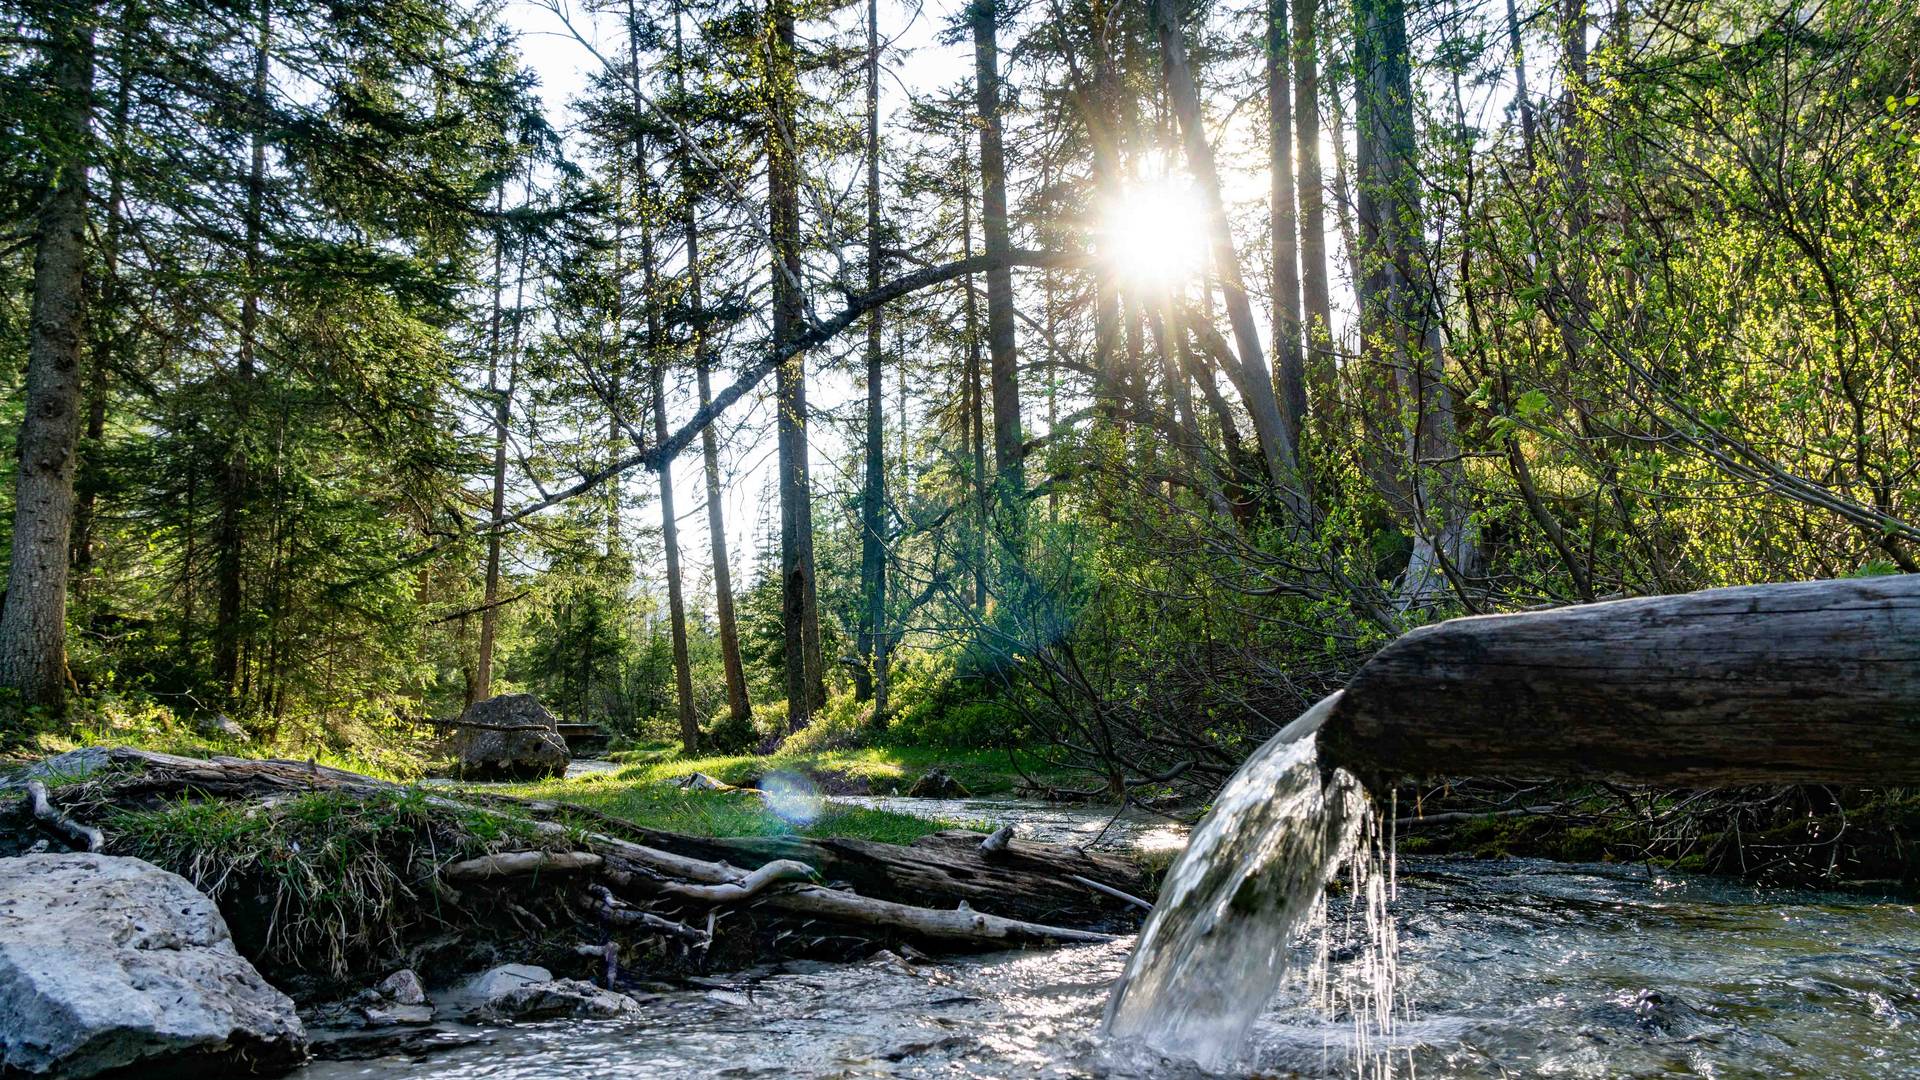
[442,850,603,880]
[23,779,104,852]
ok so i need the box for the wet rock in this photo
[379,969,428,1006]
[448,963,641,1021]
[451,695,569,781]
[905,768,971,799]
[473,979,642,1021]
[0,852,307,1078]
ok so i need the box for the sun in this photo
[1100,179,1210,290]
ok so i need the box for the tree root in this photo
[441,850,603,880]
[22,779,103,852]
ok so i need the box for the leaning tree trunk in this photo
[0,12,93,715]
[1319,575,1920,787]
[1150,0,1303,506]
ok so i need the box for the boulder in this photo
[0,853,307,1078]
[451,694,569,781]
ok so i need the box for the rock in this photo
[378,969,427,1006]
[455,963,552,1003]
[905,768,972,799]
[0,852,307,1078]
[195,713,249,741]
[451,695,569,781]
[447,963,640,1022]
[474,978,642,1021]
[674,771,736,792]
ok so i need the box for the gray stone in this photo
[451,695,569,781]
[0,853,307,1077]
[446,964,639,1022]
[454,963,552,1003]
[378,968,427,1006]
[473,978,642,1021]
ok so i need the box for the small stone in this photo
[378,968,427,1006]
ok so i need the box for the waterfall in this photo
[1103,691,1396,1070]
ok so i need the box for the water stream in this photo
[303,704,1920,1077]
[297,856,1920,1078]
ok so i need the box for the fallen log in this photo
[1320,575,1920,786]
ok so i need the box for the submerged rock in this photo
[0,852,307,1078]
[452,694,569,781]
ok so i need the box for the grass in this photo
[600,742,1084,798]
[108,788,545,979]
[493,769,988,845]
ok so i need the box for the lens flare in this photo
[1100,179,1209,289]
[759,770,824,826]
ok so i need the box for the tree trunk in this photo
[769,0,824,728]
[961,146,988,613]
[1291,0,1336,420]
[0,10,93,715]
[1266,0,1306,456]
[1322,575,1920,787]
[678,8,750,733]
[969,0,1023,520]
[214,1,271,701]
[1149,0,1302,504]
[856,0,888,713]
[653,362,698,754]
[1351,0,1474,607]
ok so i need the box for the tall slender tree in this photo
[0,6,94,716]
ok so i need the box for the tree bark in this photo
[1351,0,1474,607]
[0,9,93,715]
[1291,0,1336,419]
[1266,0,1306,456]
[1322,575,1920,787]
[969,0,1023,519]
[675,5,749,732]
[769,0,824,728]
[856,0,888,713]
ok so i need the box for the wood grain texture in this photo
[1321,575,1920,786]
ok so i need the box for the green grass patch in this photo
[108,788,543,978]
[600,743,1080,798]
[492,771,988,845]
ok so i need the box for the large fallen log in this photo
[1319,574,1920,786]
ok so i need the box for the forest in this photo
[1,0,1918,1073]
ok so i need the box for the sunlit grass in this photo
[493,772,987,845]
[601,743,1079,797]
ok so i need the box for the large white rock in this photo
[0,853,307,1077]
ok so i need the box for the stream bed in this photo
[297,796,1920,1078]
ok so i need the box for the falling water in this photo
[1104,691,1402,1072]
